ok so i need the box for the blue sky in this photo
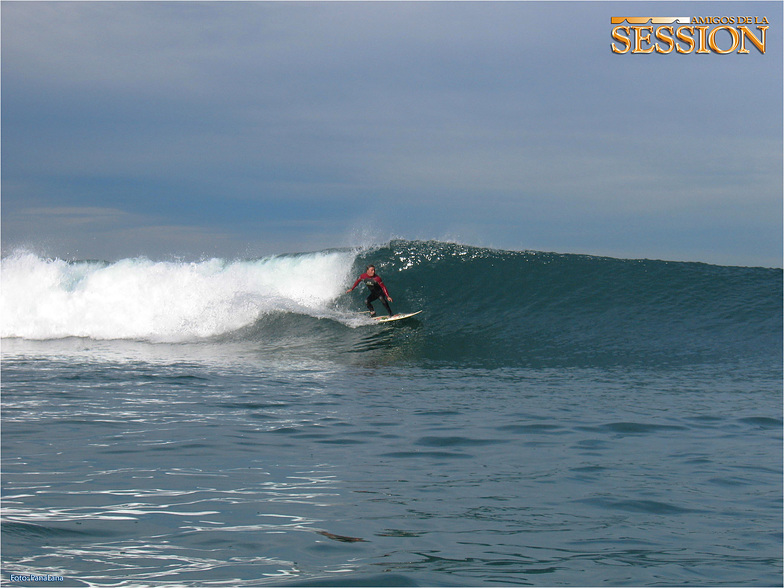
[2,1,781,266]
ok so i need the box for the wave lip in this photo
[1,250,357,342]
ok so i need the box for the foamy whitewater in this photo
[2,240,782,586]
[1,250,358,341]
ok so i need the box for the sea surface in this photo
[2,240,782,587]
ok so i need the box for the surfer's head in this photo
[366,265,376,276]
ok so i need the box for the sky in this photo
[2,1,782,267]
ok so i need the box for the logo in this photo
[611,16,769,54]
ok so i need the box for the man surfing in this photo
[346,265,393,317]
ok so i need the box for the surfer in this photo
[346,265,394,317]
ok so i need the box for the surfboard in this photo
[373,310,422,323]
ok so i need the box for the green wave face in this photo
[348,240,782,369]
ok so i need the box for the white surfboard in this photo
[373,310,422,323]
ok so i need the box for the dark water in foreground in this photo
[2,241,782,586]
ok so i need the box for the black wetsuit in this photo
[348,272,393,317]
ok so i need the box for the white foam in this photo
[1,250,358,342]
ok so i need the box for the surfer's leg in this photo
[380,296,393,316]
[365,293,378,316]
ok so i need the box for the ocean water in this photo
[2,240,781,587]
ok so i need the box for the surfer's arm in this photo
[346,275,364,293]
[375,277,391,299]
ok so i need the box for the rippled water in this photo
[2,339,781,586]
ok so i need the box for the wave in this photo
[2,241,781,368]
[359,241,782,368]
